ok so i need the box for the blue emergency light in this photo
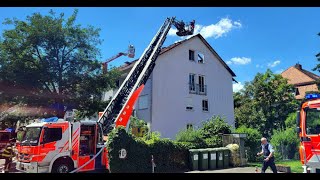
[305,93,320,100]
[41,117,59,122]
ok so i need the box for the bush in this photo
[200,115,232,147]
[270,127,300,160]
[107,127,189,173]
[200,115,232,139]
[235,126,262,162]
[175,128,206,149]
[129,116,149,137]
[175,115,232,148]
[107,126,151,173]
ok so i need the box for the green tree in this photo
[271,128,300,160]
[312,32,320,72]
[234,69,298,138]
[0,9,120,119]
[235,126,262,162]
[285,112,297,128]
[199,115,232,147]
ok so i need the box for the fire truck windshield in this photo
[305,108,320,135]
[21,127,42,146]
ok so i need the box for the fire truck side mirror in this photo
[296,111,301,134]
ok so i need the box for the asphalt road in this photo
[187,167,279,173]
[0,159,280,173]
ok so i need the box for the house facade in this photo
[281,63,320,100]
[103,34,236,139]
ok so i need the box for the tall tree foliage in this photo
[234,69,298,138]
[0,9,120,118]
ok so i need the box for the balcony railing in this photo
[189,83,207,95]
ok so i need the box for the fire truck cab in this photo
[16,118,107,173]
[298,93,320,173]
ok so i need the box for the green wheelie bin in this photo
[189,149,199,170]
[207,148,217,170]
[198,149,209,170]
[216,148,224,169]
[222,148,230,168]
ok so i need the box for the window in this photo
[187,124,193,130]
[202,99,209,112]
[199,75,205,93]
[186,97,193,111]
[189,50,195,61]
[138,95,148,109]
[197,52,204,63]
[306,108,320,135]
[186,106,193,110]
[189,74,196,92]
[295,88,300,96]
[21,127,42,146]
[43,128,62,143]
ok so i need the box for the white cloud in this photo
[168,18,242,39]
[228,57,251,65]
[233,82,244,92]
[275,69,284,74]
[200,18,242,39]
[256,64,263,68]
[234,21,242,28]
[168,28,177,36]
[268,60,281,68]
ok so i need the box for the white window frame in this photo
[186,97,194,111]
[202,99,209,112]
[187,123,193,130]
[189,73,196,92]
[198,75,205,94]
[197,51,205,63]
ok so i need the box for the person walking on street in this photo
[1,139,15,173]
[257,137,277,173]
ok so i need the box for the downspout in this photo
[149,75,153,133]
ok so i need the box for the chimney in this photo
[295,63,302,70]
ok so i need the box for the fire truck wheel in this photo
[52,159,74,173]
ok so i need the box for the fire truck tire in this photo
[52,158,74,173]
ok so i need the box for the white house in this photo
[103,34,236,139]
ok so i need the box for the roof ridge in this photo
[300,68,320,80]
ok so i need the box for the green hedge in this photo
[107,127,189,173]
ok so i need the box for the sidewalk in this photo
[187,167,280,173]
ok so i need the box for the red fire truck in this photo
[15,17,195,173]
[298,93,320,173]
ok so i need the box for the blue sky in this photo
[0,7,320,92]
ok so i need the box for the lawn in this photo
[248,160,304,173]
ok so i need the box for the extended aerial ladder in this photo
[102,45,135,74]
[97,17,195,135]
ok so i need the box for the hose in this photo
[69,142,108,173]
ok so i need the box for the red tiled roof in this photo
[281,63,320,99]
[281,64,320,85]
[116,34,236,77]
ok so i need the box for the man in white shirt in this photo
[257,137,277,173]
